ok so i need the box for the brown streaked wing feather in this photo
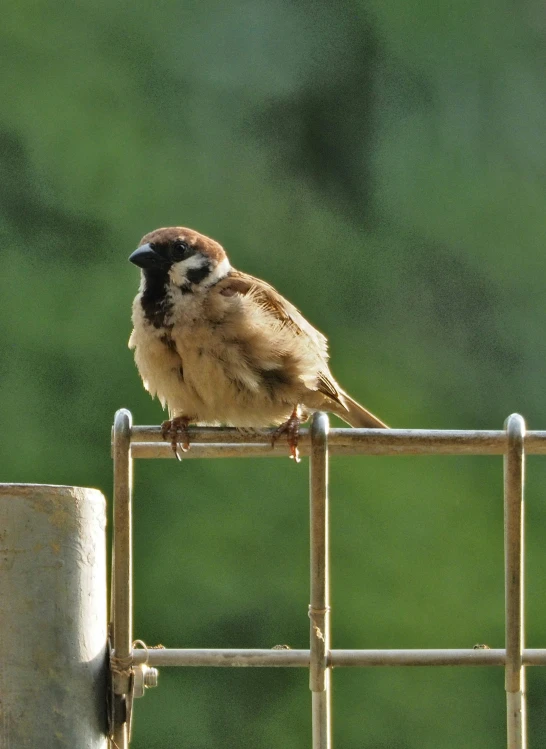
[216,269,347,406]
[216,270,329,355]
[316,371,345,407]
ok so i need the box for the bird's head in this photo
[129,227,231,290]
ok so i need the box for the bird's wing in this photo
[216,269,328,352]
[214,270,345,408]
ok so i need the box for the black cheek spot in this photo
[186,264,212,285]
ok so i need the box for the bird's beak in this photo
[129,243,167,269]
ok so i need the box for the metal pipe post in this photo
[504,414,526,749]
[309,412,331,749]
[111,409,134,749]
[0,483,107,747]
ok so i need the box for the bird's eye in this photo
[171,240,192,262]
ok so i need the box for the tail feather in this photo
[336,392,388,429]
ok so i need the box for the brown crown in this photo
[139,226,227,264]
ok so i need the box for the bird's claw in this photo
[271,409,302,463]
[161,416,192,461]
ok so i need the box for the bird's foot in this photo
[271,407,302,462]
[161,416,193,461]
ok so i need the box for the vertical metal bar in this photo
[504,414,526,749]
[111,408,134,749]
[309,412,331,749]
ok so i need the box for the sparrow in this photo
[129,227,388,460]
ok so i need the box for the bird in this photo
[128,226,388,460]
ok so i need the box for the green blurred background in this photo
[3,0,546,746]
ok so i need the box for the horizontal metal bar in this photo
[332,649,521,667]
[130,648,310,667]
[126,648,546,668]
[132,443,296,459]
[126,427,546,458]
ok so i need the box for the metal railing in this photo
[109,410,541,749]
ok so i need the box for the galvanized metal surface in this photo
[110,410,540,749]
[128,426,546,458]
[309,413,331,749]
[0,484,107,748]
[127,647,546,668]
[504,415,527,749]
[111,409,134,749]
[129,648,311,667]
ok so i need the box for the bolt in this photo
[132,664,159,698]
[144,666,159,688]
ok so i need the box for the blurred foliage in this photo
[2,0,546,746]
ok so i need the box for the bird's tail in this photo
[337,391,388,429]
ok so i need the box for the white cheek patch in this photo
[168,254,208,286]
[169,254,231,288]
[203,257,231,286]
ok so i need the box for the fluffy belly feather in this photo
[174,337,296,426]
[131,322,298,426]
